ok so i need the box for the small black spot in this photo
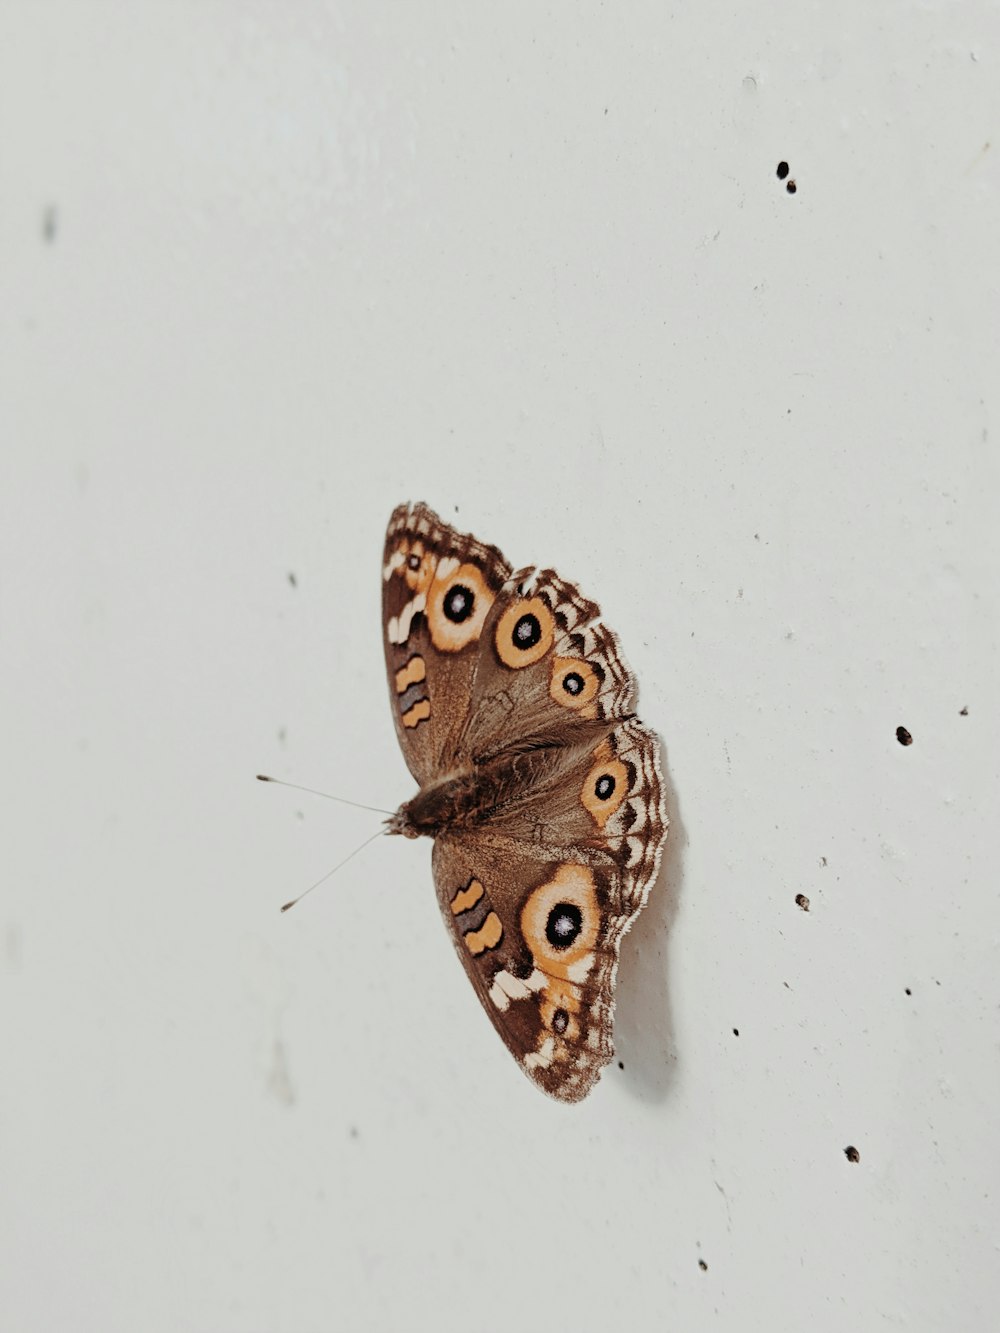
[407,552,421,571]
[546,902,583,949]
[287,571,297,587]
[896,725,913,746]
[443,584,474,623]
[795,893,810,912]
[617,1060,624,1070]
[959,706,969,716]
[844,1145,860,1164]
[562,671,585,696]
[698,1259,708,1272]
[595,773,616,801]
[513,612,541,649]
[786,180,797,194]
[553,1008,569,1034]
[905,987,912,996]
[776,161,789,179]
[732,1027,740,1037]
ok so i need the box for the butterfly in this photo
[382,503,668,1102]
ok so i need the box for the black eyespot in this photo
[407,553,421,570]
[512,613,541,649]
[562,671,585,696]
[552,1008,569,1034]
[595,773,615,801]
[545,902,583,949]
[443,584,474,623]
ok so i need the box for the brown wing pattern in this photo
[433,718,665,1104]
[457,564,638,764]
[383,504,668,1102]
[382,503,511,785]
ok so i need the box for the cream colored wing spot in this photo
[450,879,484,915]
[524,1036,557,1071]
[488,967,547,1012]
[383,547,406,581]
[426,560,495,653]
[394,655,427,693]
[388,593,426,645]
[401,698,431,729]
[464,911,503,956]
[494,596,555,669]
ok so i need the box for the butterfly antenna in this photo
[279,827,386,914]
[256,773,393,816]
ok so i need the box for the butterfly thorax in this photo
[386,742,586,841]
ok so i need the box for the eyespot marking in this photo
[443,584,474,623]
[545,902,583,949]
[465,911,503,956]
[385,538,436,592]
[581,754,629,826]
[549,656,600,714]
[427,562,494,652]
[495,596,554,668]
[520,864,599,978]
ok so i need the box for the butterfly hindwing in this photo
[432,836,620,1103]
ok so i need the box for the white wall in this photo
[2,5,997,1331]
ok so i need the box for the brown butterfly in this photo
[383,503,667,1102]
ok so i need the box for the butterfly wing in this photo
[384,506,668,1101]
[382,503,511,785]
[433,714,666,1103]
[455,563,639,765]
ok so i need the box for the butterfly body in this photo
[382,503,667,1103]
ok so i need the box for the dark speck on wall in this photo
[287,571,297,587]
[776,161,797,193]
[732,1027,740,1037]
[617,1060,624,1070]
[42,204,58,243]
[698,1259,708,1271]
[905,987,912,996]
[795,893,810,911]
[896,725,913,746]
[959,706,968,716]
[844,1145,860,1163]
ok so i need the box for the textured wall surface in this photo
[2,5,998,1331]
